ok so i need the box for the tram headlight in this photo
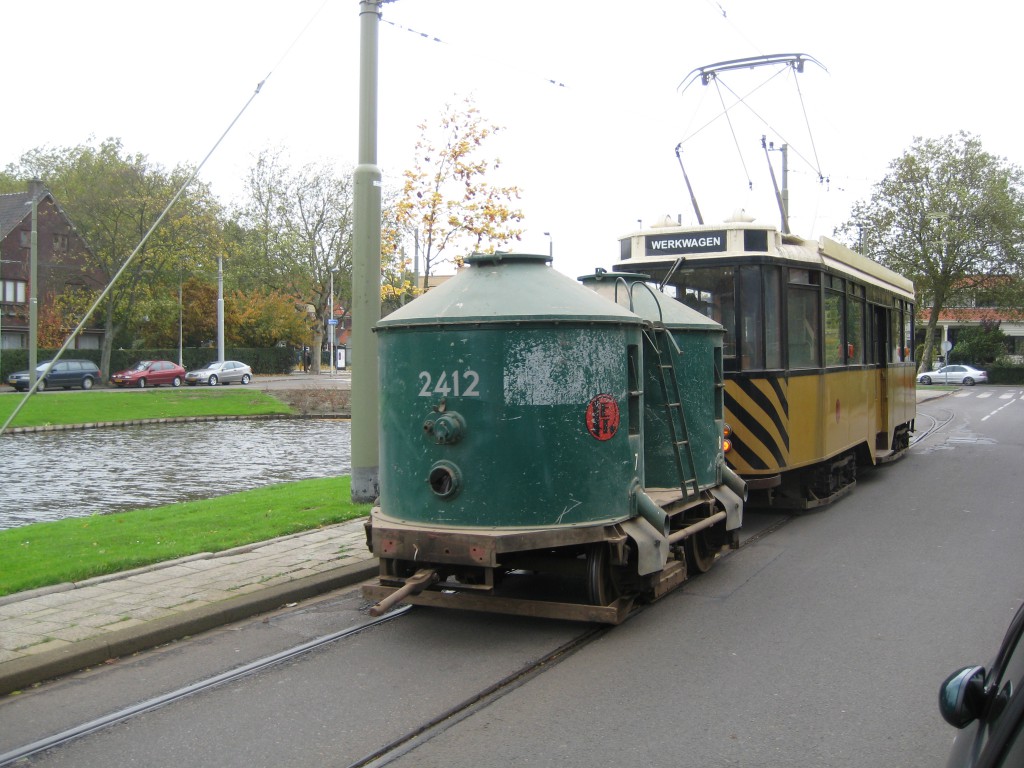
[722,423,733,453]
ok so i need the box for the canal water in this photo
[0,418,351,530]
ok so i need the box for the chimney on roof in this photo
[27,177,45,200]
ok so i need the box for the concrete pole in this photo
[351,0,383,502]
[217,254,225,363]
[29,196,38,387]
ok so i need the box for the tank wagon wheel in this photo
[684,530,716,575]
[585,543,623,607]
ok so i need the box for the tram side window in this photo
[847,284,865,365]
[891,303,914,362]
[788,286,820,369]
[764,268,782,368]
[739,267,763,368]
[824,289,845,367]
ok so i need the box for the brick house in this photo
[0,179,104,350]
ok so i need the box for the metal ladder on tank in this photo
[646,324,700,501]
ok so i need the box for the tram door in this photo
[874,304,891,448]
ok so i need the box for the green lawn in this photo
[0,477,371,596]
[0,387,293,428]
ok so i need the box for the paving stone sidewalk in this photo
[0,519,377,696]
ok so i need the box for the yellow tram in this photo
[616,214,916,508]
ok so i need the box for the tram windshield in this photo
[670,265,783,371]
[674,266,736,357]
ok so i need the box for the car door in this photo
[946,604,1024,767]
[49,361,71,387]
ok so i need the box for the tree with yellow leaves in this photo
[397,96,525,292]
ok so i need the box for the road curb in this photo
[0,559,379,697]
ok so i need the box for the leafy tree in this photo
[397,96,525,291]
[7,138,222,375]
[838,132,1024,372]
[230,150,353,372]
[951,321,1009,366]
[225,288,309,348]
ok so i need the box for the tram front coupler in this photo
[368,568,438,617]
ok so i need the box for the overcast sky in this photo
[4,0,1019,280]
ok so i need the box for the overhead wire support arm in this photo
[675,144,704,225]
[677,53,828,95]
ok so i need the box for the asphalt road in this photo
[3,389,1021,767]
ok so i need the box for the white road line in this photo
[982,397,1017,421]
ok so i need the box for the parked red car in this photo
[110,360,186,388]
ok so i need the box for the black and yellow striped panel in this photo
[725,375,789,472]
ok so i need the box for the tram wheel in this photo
[585,543,621,606]
[684,530,716,575]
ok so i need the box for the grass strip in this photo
[0,388,293,428]
[0,476,370,596]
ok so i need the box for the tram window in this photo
[788,287,820,368]
[824,290,845,367]
[909,303,917,362]
[765,269,782,368]
[674,267,736,364]
[739,267,763,368]
[788,268,819,286]
[847,296,865,364]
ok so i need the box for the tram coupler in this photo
[368,568,438,617]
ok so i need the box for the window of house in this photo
[1,279,27,304]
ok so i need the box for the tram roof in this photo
[616,222,915,302]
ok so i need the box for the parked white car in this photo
[916,365,987,386]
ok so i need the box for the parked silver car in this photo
[184,360,252,386]
[917,365,988,386]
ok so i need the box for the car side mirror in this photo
[939,665,987,728]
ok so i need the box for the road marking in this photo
[982,397,1017,421]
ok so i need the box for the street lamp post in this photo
[543,231,553,260]
[329,266,339,377]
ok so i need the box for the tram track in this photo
[0,607,411,767]
[910,403,956,447]
[345,515,797,768]
[1,516,793,767]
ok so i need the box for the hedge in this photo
[986,365,1024,385]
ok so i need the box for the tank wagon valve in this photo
[368,569,438,617]
[423,411,466,445]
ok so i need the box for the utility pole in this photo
[351,0,385,502]
[217,254,224,363]
[29,193,39,388]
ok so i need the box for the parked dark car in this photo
[6,359,101,392]
[110,360,186,388]
[184,360,252,386]
[940,600,1024,766]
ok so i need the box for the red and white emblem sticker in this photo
[585,394,620,441]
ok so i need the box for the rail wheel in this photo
[585,543,622,606]
[684,530,716,575]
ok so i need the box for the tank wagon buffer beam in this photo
[364,475,745,624]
